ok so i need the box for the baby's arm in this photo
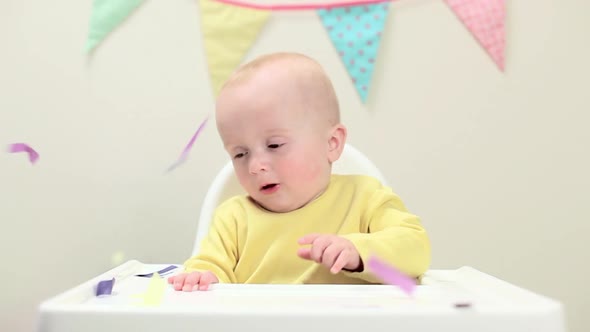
[340,190,431,281]
[172,207,240,291]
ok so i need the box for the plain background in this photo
[1,0,588,331]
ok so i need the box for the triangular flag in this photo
[444,0,506,71]
[318,3,390,103]
[199,0,270,96]
[86,0,146,53]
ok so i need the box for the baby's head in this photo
[215,52,347,213]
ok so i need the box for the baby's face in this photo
[216,79,332,213]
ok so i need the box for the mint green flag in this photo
[86,0,146,52]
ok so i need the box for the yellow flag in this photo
[199,0,270,96]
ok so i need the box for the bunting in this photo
[444,0,506,71]
[85,0,507,102]
[86,0,146,53]
[318,3,390,103]
[199,0,270,96]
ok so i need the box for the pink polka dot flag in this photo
[444,0,506,71]
[318,3,390,103]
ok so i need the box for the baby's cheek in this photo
[284,159,322,182]
[234,167,253,188]
[279,163,297,177]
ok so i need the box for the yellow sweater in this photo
[185,175,430,284]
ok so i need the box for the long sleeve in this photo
[341,186,431,282]
[180,175,429,285]
[183,206,240,283]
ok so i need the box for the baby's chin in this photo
[248,197,309,213]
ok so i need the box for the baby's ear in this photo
[327,124,347,163]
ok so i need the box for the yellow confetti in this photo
[131,273,166,307]
[111,251,126,267]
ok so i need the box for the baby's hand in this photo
[167,271,219,291]
[297,234,362,274]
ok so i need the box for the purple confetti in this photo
[136,265,178,278]
[96,278,115,296]
[454,302,472,309]
[7,143,39,164]
[367,255,417,295]
[167,117,208,172]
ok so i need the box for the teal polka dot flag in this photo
[318,3,390,103]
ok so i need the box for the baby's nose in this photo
[248,155,269,174]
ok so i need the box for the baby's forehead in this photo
[217,57,338,124]
[228,57,324,90]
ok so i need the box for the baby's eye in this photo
[268,143,284,149]
[233,152,247,159]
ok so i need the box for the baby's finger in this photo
[172,273,188,291]
[310,237,331,263]
[321,245,342,269]
[297,233,321,245]
[197,272,218,291]
[330,250,350,274]
[182,272,202,292]
[297,247,312,260]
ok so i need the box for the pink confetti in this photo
[167,117,208,172]
[367,255,416,295]
[7,143,39,164]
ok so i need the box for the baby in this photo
[169,52,431,291]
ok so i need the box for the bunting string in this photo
[213,0,394,11]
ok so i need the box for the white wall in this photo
[1,0,588,331]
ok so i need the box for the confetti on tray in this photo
[367,255,417,295]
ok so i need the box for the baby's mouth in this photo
[260,183,280,193]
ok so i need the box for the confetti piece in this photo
[7,143,39,164]
[136,265,178,278]
[96,261,143,297]
[367,255,416,295]
[166,117,208,172]
[143,273,166,306]
[111,251,126,267]
[454,302,472,309]
[132,273,166,306]
[96,278,115,296]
